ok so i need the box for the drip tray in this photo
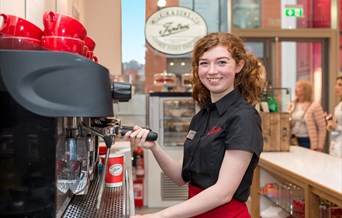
[62,177,126,218]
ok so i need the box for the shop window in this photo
[233,0,261,28]
[233,0,332,29]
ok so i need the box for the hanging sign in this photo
[145,7,208,55]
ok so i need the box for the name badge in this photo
[187,130,197,140]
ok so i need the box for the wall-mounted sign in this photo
[145,7,207,55]
[285,4,304,17]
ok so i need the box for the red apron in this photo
[188,184,251,218]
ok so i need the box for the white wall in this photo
[0,0,122,77]
[0,0,26,18]
[83,0,122,76]
[281,0,297,100]
[0,0,56,29]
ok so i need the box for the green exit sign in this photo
[285,7,303,17]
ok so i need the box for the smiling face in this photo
[198,46,244,102]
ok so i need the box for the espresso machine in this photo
[0,48,138,217]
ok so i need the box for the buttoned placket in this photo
[187,107,213,179]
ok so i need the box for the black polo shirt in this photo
[181,89,263,202]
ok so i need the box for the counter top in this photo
[260,146,342,194]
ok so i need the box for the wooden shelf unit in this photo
[250,147,342,218]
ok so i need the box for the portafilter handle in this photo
[120,126,158,141]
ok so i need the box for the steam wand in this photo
[80,121,158,210]
[79,122,112,209]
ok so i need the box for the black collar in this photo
[203,89,242,115]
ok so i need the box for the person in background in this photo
[124,32,265,217]
[288,80,326,151]
[326,76,342,158]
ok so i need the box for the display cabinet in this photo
[162,98,195,147]
[148,92,196,147]
[250,146,342,218]
[146,92,197,207]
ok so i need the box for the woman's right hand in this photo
[327,118,337,131]
[123,125,157,150]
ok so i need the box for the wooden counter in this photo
[251,146,342,218]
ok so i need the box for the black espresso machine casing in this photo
[0,50,114,217]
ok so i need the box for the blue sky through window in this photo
[122,1,146,64]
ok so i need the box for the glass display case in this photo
[146,92,197,207]
[149,92,196,147]
[162,99,195,146]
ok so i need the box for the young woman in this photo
[288,80,326,151]
[327,76,342,158]
[125,32,265,217]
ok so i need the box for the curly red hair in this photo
[190,32,266,108]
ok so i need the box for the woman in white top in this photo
[327,76,342,158]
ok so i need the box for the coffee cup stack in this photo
[84,36,98,62]
[41,11,87,56]
[0,13,43,50]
